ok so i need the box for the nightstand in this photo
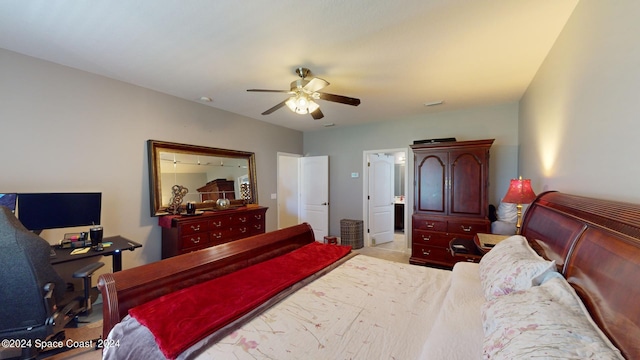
[473,233,510,254]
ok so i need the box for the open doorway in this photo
[362,149,409,253]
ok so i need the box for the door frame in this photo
[276,152,301,229]
[362,148,410,248]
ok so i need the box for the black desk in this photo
[50,235,142,272]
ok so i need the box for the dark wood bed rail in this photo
[522,192,640,359]
[97,223,315,340]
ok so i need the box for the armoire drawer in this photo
[413,216,447,232]
[447,220,490,236]
[412,230,452,248]
[410,243,454,267]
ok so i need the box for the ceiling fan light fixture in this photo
[285,94,319,115]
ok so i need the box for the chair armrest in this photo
[43,282,56,324]
[72,262,105,278]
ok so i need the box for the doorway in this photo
[277,153,329,241]
[363,149,409,253]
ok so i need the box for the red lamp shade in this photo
[502,178,537,205]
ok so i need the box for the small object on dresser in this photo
[186,202,196,215]
[167,185,189,214]
[216,198,230,210]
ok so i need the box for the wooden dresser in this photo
[410,139,493,267]
[161,206,267,259]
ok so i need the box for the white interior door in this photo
[300,156,329,241]
[368,153,395,245]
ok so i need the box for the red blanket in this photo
[129,242,351,359]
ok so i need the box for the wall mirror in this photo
[147,140,258,216]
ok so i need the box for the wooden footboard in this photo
[97,223,315,340]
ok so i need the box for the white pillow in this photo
[496,202,517,223]
[481,276,624,359]
[479,235,556,301]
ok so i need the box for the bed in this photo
[98,191,640,359]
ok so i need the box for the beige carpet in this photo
[0,320,102,360]
[45,321,103,360]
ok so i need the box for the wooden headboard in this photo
[521,192,640,359]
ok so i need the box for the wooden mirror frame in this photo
[147,140,258,216]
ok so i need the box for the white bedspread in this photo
[105,254,486,359]
[197,254,452,359]
[419,261,485,359]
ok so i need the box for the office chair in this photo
[0,206,104,359]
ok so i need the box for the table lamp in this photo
[502,177,537,234]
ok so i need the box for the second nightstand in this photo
[474,233,510,254]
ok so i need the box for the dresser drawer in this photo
[161,206,268,259]
[209,217,232,230]
[412,216,447,232]
[233,223,264,238]
[180,232,211,250]
[178,220,209,235]
[229,212,257,225]
[412,230,452,248]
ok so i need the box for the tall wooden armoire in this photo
[410,139,494,267]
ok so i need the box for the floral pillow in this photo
[481,276,624,359]
[479,235,556,301]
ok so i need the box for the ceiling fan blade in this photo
[262,99,288,115]
[303,77,329,93]
[247,89,290,93]
[318,92,361,106]
[310,107,324,120]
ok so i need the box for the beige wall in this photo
[519,0,640,204]
[0,48,303,270]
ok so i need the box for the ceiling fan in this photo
[247,67,361,120]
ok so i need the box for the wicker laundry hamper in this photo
[340,219,364,249]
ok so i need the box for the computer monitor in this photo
[16,193,102,232]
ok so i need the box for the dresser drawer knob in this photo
[239,227,247,233]
[239,217,247,223]
[190,225,201,231]
[190,237,200,244]
[255,215,262,220]
[254,224,262,230]
[426,222,435,228]
[421,249,431,256]
[460,225,472,232]
[212,221,222,227]
[421,235,431,241]
[213,232,222,239]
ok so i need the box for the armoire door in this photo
[449,148,487,217]
[415,151,448,214]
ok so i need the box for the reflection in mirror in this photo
[148,140,258,216]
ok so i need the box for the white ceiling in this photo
[0,0,578,132]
